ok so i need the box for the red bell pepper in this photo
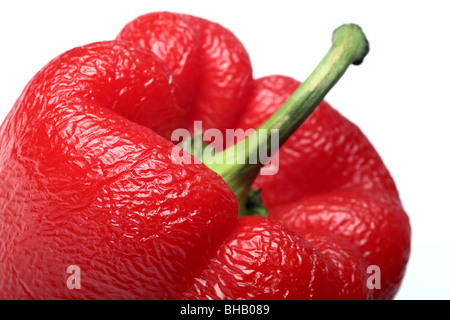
[0,11,410,300]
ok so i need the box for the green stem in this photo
[206,24,369,215]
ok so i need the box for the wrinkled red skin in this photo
[117,11,253,138]
[235,76,411,300]
[0,42,238,299]
[0,12,410,300]
[182,216,342,300]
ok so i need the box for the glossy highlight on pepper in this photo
[0,11,410,300]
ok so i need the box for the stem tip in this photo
[332,24,369,65]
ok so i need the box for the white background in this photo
[0,0,449,300]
